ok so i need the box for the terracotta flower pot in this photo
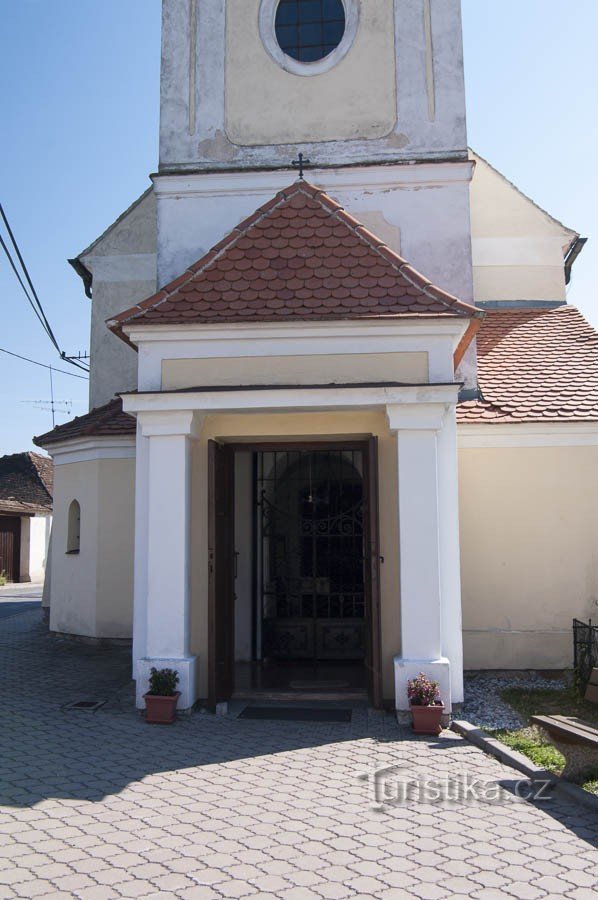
[144,692,181,724]
[410,701,444,735]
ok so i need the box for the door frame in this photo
[209,438,383,708]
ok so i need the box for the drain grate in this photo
[63,700,106,712]
[239,706,352,722]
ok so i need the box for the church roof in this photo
[458,306,598,424]
[0,452,53,515]
[107,179,481,342]
[34,399,136,448]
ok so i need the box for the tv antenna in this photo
[21,365,72,427]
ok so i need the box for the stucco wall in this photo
[225,0,396,146]
[162,351,429,390]
[459,443,598,669]
[470,153,577,303]
[155,164,474,302]
[49,458,134,639]
[81,190,157,409]
[159,0,468,171]
[29,515,51,580]
[190,411,400,701]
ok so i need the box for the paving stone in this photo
[1,609,597,900]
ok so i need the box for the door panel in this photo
[0,517,20,583]
[208,441,235,706]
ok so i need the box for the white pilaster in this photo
[134,410,201,709]
[386,402,456,713]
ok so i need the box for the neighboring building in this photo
[35,0,594,714]
[0,452,53,583]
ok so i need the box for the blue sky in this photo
[1,0,597,454]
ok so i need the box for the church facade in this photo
[36,0,597,714]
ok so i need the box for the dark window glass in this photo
[275,0,346,63]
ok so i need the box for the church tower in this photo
[155,0,474,353]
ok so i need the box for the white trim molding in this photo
[151,161,475,200]
[123,383,461,418]
[44,437,136,466]
[458,422,598,449]
[258,0,360,77]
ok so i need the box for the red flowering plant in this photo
[407,672,440,707]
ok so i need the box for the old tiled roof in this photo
[34,399,136,447]
[458,306,598,423]
[108,180,481,339]
[0,452,53,515]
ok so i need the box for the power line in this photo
[0,201,90,373]
[0,234,55,341]
[0,203,61,350]
[0,347,88,380]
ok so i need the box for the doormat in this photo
[239,706,352,722]
[289,680,350,690]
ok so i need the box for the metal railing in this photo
[573,618,598,688]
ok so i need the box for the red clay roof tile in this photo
[457,306,598,424]
[34,399,136,447]
[108,180,479,338]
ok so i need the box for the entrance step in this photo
[232,689,368,702]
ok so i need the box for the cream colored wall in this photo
[459,444,598,669]
[49,461,100,637]
[49,458,134,639]
[162,352,429,390]
[470,152,577,302]
[225,0,396,146]
[190,411,400,701]
[96,460,135,637]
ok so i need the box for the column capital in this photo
[137,409,203,439]
[385,402,448,433]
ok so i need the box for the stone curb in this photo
[451,719,598,813]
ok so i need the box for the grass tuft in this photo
[488,683,598,795]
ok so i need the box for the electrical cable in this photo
[0,346,88,380]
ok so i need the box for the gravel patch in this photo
[462,670,567,730]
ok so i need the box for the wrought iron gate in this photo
[257,449,366,660]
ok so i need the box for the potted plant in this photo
[407,672,444,735]
[144,667,180,724]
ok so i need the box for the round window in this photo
[275,0,346,63]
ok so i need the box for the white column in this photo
[437,409,465,704]
[134,410,201,709]
[386,402,454,713]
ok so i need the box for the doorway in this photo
[0,517,21,583]
[208,440,382,707]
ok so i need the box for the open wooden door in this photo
[0,517,20,583]
[364,436,383,708]
[208,440,235,707]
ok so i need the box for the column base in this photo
[394,655,452,713]
[136,656,198,710]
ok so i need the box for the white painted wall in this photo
[154,163,474,302]
[29,515,51,580]
[79,190,157,409]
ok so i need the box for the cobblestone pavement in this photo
[1,609,597,899]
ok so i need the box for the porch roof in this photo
[107,180,481,349]
[34,398,135,448]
